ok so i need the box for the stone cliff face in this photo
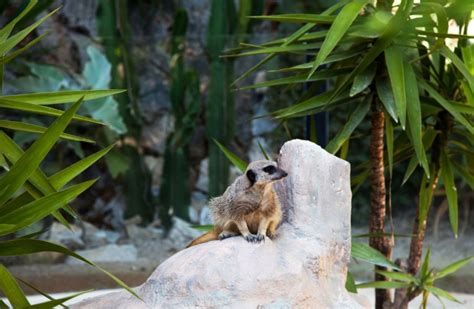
[73,139,369,308]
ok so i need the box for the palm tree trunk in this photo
[369,105,392,309]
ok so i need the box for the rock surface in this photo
[73,139,368,308]
[66,244,138,265]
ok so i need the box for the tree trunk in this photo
[369,106,392,309]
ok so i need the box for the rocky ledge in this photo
[73,139,369,308]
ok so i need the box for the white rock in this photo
[66,244,137,265]
[73,139,368,308]
[195,157,209,193]
[44,222,84,250]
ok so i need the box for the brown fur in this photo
[187,160,286,247]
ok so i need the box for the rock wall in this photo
[73,140,369,308]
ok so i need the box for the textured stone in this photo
[73,139,368,308]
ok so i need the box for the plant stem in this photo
[369,102,392,309]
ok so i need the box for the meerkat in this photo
[187,160,287,247]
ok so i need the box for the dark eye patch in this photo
[263,165,276,174]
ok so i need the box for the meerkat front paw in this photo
[255,233,265,243]
[244,234,260,243]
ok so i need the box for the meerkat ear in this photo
[246,169,256,185]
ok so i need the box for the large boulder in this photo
[74,139,368,308]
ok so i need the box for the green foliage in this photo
[357,250,474,308]
[159,10,201,228]
[229,0,474,302]
[0,1,137,306]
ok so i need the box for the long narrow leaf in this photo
[0,180,95,236]
[424,285,461,303]
[213,139,248,172]
[0,8,59,56]
[308,0,368,78]
[28,290,92,309]
[419,79,474,134]
[2,89,125,105]
[440,150,458,237]
[385,45,407,129]
[405,63,429,176]
[0,264,29,308]
[351,242,400,270]
[0,120,94,143]
[0,98,102,124]
[248,14,335,24]
[356,281,410,289]
[432,256,474,280]
[0,0,37,42]
[0,97,84,204]
[49,144,114,189]
[0,238,140,299]
[326,99,370,154]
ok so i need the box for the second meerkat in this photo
[187,160,287,247]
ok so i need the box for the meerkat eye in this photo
[263,165,276,174]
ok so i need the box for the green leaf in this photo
[0,120,95,143]
[432,256,474,280]
[2,89,125,105]
[239,68,351,90]
[0,7,59,56]
[350,63,376,96]
[375,270,417,283]
[424,285,461,303]
[0,33,48,66]
[351,242,400,270]
[356,281,410,289]
[0,264,29,308]
[0,97,84,204]
[405,63,429,176]
[273,90,349,119]
[345,271,357,293]
[0,98,102,124]
[232,0,348,85]
[440,150,458,237]
[213,139,248,172]
[420,248,431,278]
[257,140,270,160]
[308,0,368,78]
[248,14,335,24]
[49,144,114,190]
[0,238,140,299]
[402,155,418,185]
[15,278,61,308]
[225,42,323,57]
[0,132,76,223]
[27,290,92,309]
[376,75,398,122]
[0,180,95,236]
[385,45,407,129]
[0,0,37,42]
[419,79,474,134]
[326,99,370,154]
[440,46,474,92]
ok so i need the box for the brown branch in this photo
[369,105,392,309]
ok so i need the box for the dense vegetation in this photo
[0,0,473,308]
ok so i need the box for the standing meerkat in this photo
[187,160,287,247]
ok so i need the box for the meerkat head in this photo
[245,160,288,187]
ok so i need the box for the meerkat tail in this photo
[186,228,222,248]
